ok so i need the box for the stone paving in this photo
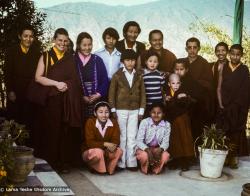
[60,157,250,196]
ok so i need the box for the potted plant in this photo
[195,124,232,178]
[0,120,35,184]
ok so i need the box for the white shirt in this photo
[124,39,137,52]
[95,47,121,80]
[123,67,136,88]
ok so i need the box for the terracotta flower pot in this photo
[8,146,35,183]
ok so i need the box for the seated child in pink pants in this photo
[82,101,123,175]
[136,102,170,174]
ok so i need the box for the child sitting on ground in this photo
[136,102,170,174]
[82,101,123,175]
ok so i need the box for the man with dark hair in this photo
[4,24,41,145]
[184,37,214,141]
[116,21,145,57]
[138,29,176,75]
[95,27,121,80]
[217,44,249,168]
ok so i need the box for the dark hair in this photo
[215,42,229,52]
[102,27,119,42]
[18,24,34,36]
[94,101,111,113]
[144,50,160,62]
[76,32,93,52]
[174,58,188,69]
[148,29,163,41]
[149,102,164,112]
[66,38,75,54]
[53,28,69,39]
[123,21,141,38]
[186,37,200,48]
[230,44,243,54]
[121,49,137,62]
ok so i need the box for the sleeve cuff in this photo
[111,108,116,113]
[139,108,144,115]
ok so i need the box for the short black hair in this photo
[148,29,163,41]
[144,50,160,61]
[102,27,119,42]
[53,28,69,39]
[18,24,34,36]
[76,32,92,52]
[121,49,137,62]
[230,44,243,54]
[215,42,229,52]
[174,58,188,69]
[149,102,164,112]
[123,21,141,38]
[94,101,111,113]
[186,37,200,48]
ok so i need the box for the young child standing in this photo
[143,51,165,116]
[109,49,146,170]
[136,102,170,174]
[165,73,195,171]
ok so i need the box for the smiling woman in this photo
[31,28,82,173]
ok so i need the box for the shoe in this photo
[127,167,138,172]
[60,164,71,174]
[180,158,189,171]
[181,165,189,171]
[229,156,239,169]
[116,167,125,172]
[167,159,179,170]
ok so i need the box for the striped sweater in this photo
[143,69,165,105]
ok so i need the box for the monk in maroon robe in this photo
[28,28,82,172]
[184,37,214,140]
[4,25,41,146]
[217,44,249,168]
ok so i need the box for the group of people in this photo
[4,20,250,175]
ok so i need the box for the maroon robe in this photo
[28,49,82,169]
[218,63,250,156]
[185,56,214,139]
[4,44,41,147]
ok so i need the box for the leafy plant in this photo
[0,120,29,186]
[195,124,234,156]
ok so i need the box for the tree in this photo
[189,17,250,68]
[0,0,47,107]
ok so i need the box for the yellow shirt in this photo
[20,44,29,54]
[51,46,65,65]
[229,62,241,72]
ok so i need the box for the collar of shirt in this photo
[96,47,121,56]
[229,62,241,72]
[144,68,160,75]
[124,39,137,52]
[78,52,91,66]
[20,44,29,54]
[95,119,113,137]
[149,118,166,127]
[123,67,136,75]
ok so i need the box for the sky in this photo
[33,0,159,8]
